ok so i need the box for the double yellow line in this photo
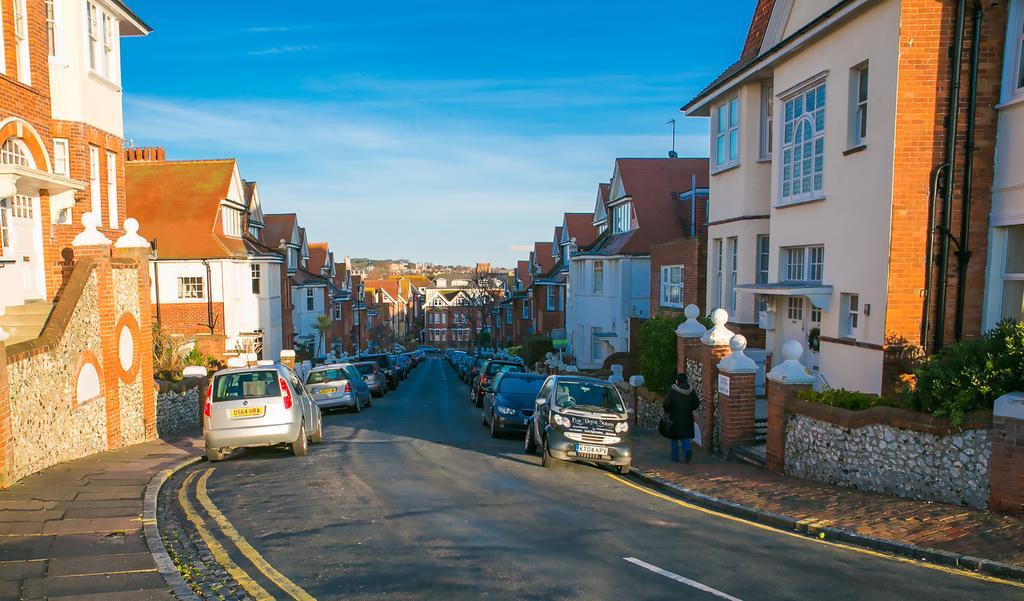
[178,468,316,601]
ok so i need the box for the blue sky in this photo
[123,1,754,267]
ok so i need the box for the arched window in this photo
[780,82,826,204]
[0,138,32,168]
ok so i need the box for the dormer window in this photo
[222,207,243,237]
[612,202,633,234]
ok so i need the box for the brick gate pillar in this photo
[716,335,758,455]
[698,309,733,453]
[990,392,1024,513]
[765,340,815,474]
[71,213,119,448]
[113,218,157,440]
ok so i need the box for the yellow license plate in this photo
[230,406,265,418]
[319,387,337,395]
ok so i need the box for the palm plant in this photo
[314,314,333,357]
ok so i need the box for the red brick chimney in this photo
[124,146,166,162]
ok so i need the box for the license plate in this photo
[230,406,264,418]
[319,387,337,395]
[576,444,608,455]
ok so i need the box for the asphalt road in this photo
[176,357,1023,600]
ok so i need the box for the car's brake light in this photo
[203,383,212,417]
[481,375,488,387]
[344,381,352,393]
[279,377,293,409]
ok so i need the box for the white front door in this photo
[781,297,811,368]
[2,194,45,302]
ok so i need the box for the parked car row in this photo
[445,352,632,475]
[203,350,428,461]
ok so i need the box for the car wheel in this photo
[311,418,324,444]
[481,409,488,427]
[366,394,373,407]
[524,425,537,454]
[542,438,555,468]
[616,464,631,475]
[291,424,308,457]
[489,414,499,438]
[353,398,361,413]
[206,446,224,462]
[372,389,383,398]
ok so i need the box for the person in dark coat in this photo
[662,372,700,463]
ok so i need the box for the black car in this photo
[482,372,546,437]
[464,355,489,384]
[362,353,398,390]
[471,359,526,407]
[524,375,632,475]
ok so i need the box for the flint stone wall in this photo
[156,379,204,437]
[634,387,665,432]
[785,414,991,509]
[6,272,106,482]
[113,267,145,445]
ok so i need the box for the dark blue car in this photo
[481,372,546,437]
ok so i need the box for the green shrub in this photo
[904,320,1024,425]
[796,388,903,411]
[522,335,554,367]
[637,315,685,394]
[507,345,523,357]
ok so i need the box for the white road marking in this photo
[623,557,744,601]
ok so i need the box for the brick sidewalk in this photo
[631,432,1024,570]
[0,438,201,601]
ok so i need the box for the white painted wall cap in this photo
[701,308,734,346]
[71,212,112,247]
[182,365,208,378]
[280,350,296,358]
[718,335,758,373]
[994,391,1024,420]
[113,218,151,249]
[629,375,645,387]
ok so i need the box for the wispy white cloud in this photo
[507,245,533,252]
[123,96,707,266]
[247,45,319,56]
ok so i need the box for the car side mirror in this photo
[535,398,546,406]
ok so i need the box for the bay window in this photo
[660,265,683,308]
[612,202,632,234]
[592,261,604,294]
[714,96,739,169]
[781,81,826,204]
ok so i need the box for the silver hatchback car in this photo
[304,363,371,412]
[204,365,323,461]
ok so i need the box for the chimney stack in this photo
[124,146,166,162]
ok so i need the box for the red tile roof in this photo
[584,158,709,256]
[534,242,555,274]
[562,212,600,248]
[125,159,249,260]
[261,214,296,249]
[516,260,532,290]
[307,242,330,275]
[364,279,402,302]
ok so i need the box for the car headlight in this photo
[496,406,517,416]
[615,421,629,433]
[553,414,570,428]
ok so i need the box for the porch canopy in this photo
[0,165,85,224]
[735,282,834,311]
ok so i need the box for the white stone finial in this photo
[767,339,815,384]
[114,217,151,249]
[718,334,757,373]
[608,364,624,384]
[71,212,112,247]
[994,392,1024,420]
[676,304,707,338]
[701,308,734,345]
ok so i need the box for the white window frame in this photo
[726,237,738,312]
[306,288,314,311]
[87,2,100,73]
[592,260,604,294]
[89,145,102,220]
[760,82,773,160]
[522,299,529,320]
[660,265,684,308]
[506,308,512,324]
[997,224,1024,322]
[177,276,204,300]
[714,96,739,170]
[849,62,869,147]
[546,285,556,311]
[787,297,804,321]
[106,151,118,228]
[782,245,824,283]
[222,207,242,238]
[612,202,632,234]
[13,0,30,84]
[1002,0,1024,103]
[45,0,57,57]
[780,79,827,205]
[251,264,261,295]
[102,12,114,79]
[712,238,723,309]
[591,327,603,362]
[53,139,69,176]
[756,234,770,285]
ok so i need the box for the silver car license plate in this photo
[577,444,607,455]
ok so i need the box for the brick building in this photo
[683,0,1011,394]
[649,180,710,320]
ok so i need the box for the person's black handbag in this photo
[657,414,673,438]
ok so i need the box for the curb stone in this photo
[629,465,1024,584]
[143,453,205,601]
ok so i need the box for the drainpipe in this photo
[152,238,161,323]
[203,260,214,335]
[932,0,968,353]
[921,166,946,347]
[953,2,982,341]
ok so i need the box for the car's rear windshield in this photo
[554,381,625,414]
[354,363,377,375]
[498,376,544,395]
[306,368,348,385]
[367,355,391,368]
[213,371,280,402]
[473,357,488,367]
[487,362,523,376]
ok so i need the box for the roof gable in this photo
[592,183,610,225]
[261,214,300,249]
